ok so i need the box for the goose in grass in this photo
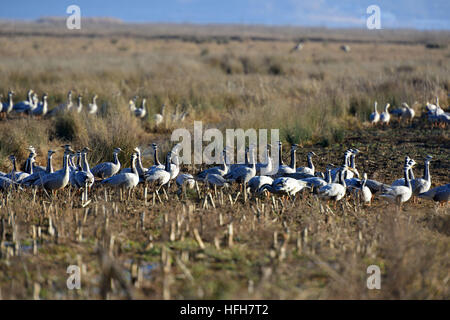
[30,93,48,117]
[196,149,229,180]
[134,98,147,118]
[419,184,450,205]
[21,150,56,186]
[274,143,297,177]
[258,177,309,197]
[1,91,14,117]
[101,153,140,193]
[256,144,273,176]
[145,151,172,191]
[317,167,349,204]
[147,143,165,173]
[87,94,98,114]
[369,101,379,125]
[351,173,373,205]
[228,147,250,173]
[391,156,415,187]
[401,102,415,124]
[70,149,95,189]
[75,95,83,113]
[379,103,391,125]
[223,147,256,184]
[33,149,72,194]
[91,147,122,179]
[204,173,230,189]
[121,147,148,182]
[154,104,165,126]
[176,173,195,194]
[128,95,138,113]
[6,155,32,182]
[331,150,352,182]
[411,155,433,199]
[13,89,34,113]
[380,162,414,208]
[296,151,316,176]
[247,175,274,193]
[47,90,73,116]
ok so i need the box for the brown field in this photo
[0,22,448,299]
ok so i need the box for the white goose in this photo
[401,102,415,124]
[369,101,379,125]
[296,151,316,176]
[379,103,391,125]
[134,98,147,118]
[258,177,309,197]
[87,94,98,114]
[121,147,148,182]
[101,153,139,192]
[275,143,297,176]
[197,149,229,180]
[317,167,348,203]
[13,89,34,113]
[1,91,14,117]
[33,150,72,193]
[145,151,172,191]
[154,104,165,126]
[380,162,414,207]
[411,155,433,197]
[75,95,83,113]
[224,147,256,184]
[247,175,274,193]
[31,93,48,117]
[91,147,122,179]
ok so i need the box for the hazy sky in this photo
[1,0,449,29]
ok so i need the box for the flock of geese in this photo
[0,90,187,124]
[369,97,449,126]
[0,142,448,208]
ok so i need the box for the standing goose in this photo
[147,143,165,173]
[33,149,73,194]
[91,147,122,179]
[1,91,14,117]
[87,94,98,114]
[101,153,140,194]
[7,155,32,182]
[419,184,450,205]
[379,103,391,125]
[21,150,56,186]
[380,162,414,208]
[256,144,273,175]
[331,150,352,182]
[75,94,83,113]
[296,151,316,176]
[128,95,138,113]
[121,147,148,181]
[401,102,415,124]
[224,146,256,184]
[13,89,34,113]
[369,101,379,125]
[411,155,433,198]
[154,104,165,126]
[31,93,48,117]
[134,98,147,118]
[70,149,94,189]
[145,151,172,191]
[317,167,348,204]
[391,156,415,187]
[197,149,229,180]
[357,173,372,205]
[275,143,297,176]
[47,90,73,116]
